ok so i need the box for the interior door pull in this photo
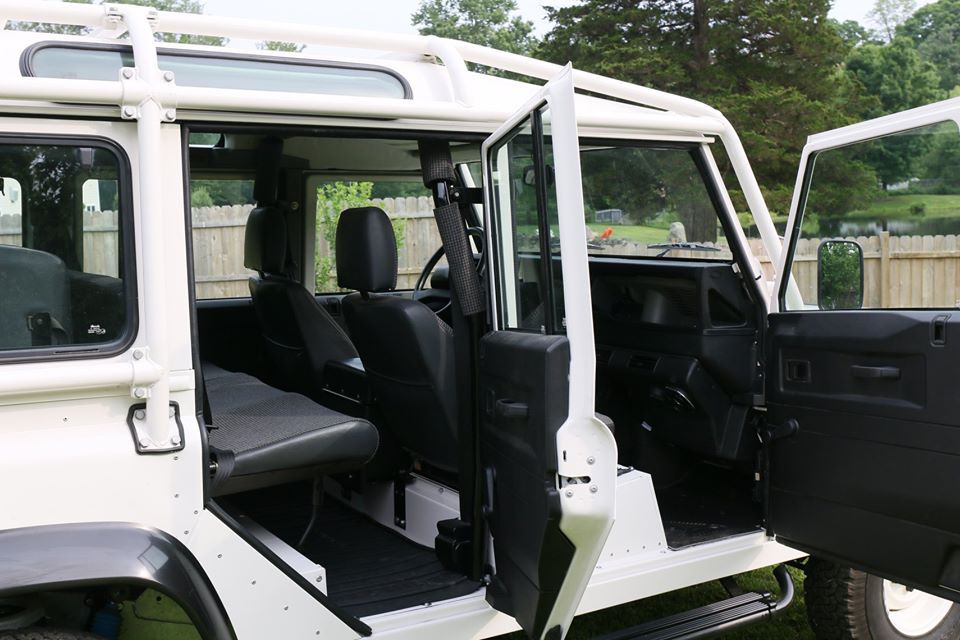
[495,399,529,419]
[850,365,900,380]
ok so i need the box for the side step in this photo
[595,565,795,640]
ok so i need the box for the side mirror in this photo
[817,239,864,310]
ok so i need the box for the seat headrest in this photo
[244,206,288,275]
[335,207,397,293]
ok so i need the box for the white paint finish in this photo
[599,470,667,564]
[187,510,359,640]
[234,513,327,594]
[325,475,459,549]
[774,97,960,312]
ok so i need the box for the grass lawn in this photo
[586,223,669,244]
[497,567,814,640]
[850,193,960,220]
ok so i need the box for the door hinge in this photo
[127,402,185,454]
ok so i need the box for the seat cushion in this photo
[204,364,378,482]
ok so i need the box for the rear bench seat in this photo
[203,363,379,495]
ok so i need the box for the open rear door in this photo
[767,98,960,601]
[479,66,617,639]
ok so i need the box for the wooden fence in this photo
[4,206,958,308]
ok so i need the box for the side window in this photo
[487,107,564,333]
[0,141,132,355]
[310,178,436,293]
[581,144,728,260]
[784,120,960,310]
[189,177,256,299]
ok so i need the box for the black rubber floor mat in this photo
[656,464,762,549]
[226,483,480,617]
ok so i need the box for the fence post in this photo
[879,231,890,308]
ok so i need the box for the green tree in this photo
[539,0,854,221]
[830,18,879,49]
[258,41,306,53]
[867,0,917,42]
[315,182,405,291]
[844,37,944,186]
[411,0,537,61]
[898,0,960,92]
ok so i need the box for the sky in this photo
[201,0,937,41]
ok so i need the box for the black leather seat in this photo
[244,205,358,395]
[204,363,379,495]
[336,207,459,472]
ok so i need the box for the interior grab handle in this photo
[850,365,900,380]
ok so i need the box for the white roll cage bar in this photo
[0,1,784,448]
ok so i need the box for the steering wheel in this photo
[413,226,485,315]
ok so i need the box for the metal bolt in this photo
[134,409,146,421]
[164,109,176,121]
[587,456,595,465]
[169,407,176,418]
[163,70,174,82]
[184,530,189,535]
[565,490,574,498]
[217,554,222,558]
[122,106,136,118]
[121,68,134,79]
[138,436,150,448]
[133,387,146,399]
[132,349,144,360]
[283,606,289,611]
[251,580,256,585]
[315,576,323,582]
[590,485,599,494]
[173,456,178,461]
[174,493,179,498]
[171,434,181,446]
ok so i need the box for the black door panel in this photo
[768,310,960,600]
[480,330,573,638]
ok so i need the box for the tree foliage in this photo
[539,0,853,216]
[898,0,960,92]
[867,0,917,42]
[258,41,306,53]
[411,0,536,58]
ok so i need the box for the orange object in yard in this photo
[600,227,614,239]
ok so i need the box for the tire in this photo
[0,630,104,640]
[805,557,960,640]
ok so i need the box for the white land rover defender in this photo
[0,3,959,640]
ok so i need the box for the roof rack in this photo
[0,1,786,407]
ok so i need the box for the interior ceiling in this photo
[218,134,480,174]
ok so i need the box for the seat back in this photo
[244,205,356,393]
[336,207,459,471]
[0,245,71,350]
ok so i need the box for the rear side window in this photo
[25,44,410,100]
[0,139,134,358]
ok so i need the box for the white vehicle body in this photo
[0,3,958,640]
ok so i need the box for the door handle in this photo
[495,399,529,419]
[850,365,900,380]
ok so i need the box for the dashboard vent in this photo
[596,347,613,365]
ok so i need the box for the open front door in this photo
[479,66,617,639]
[767,98,960,601]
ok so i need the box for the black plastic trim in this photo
[777,153,818,312]
[0,521,235,640]
[0,133,139,365]
[206,500,373,637]
[20,40,413,100]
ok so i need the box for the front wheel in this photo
[805,557,960,639]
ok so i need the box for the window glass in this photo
[580,144,729,259]
[487,111,567,333]
[313,179,435,293]
[784,120,960,310]
[29,46,408,100]
[189,178,256,299]
[0,142,130,354]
